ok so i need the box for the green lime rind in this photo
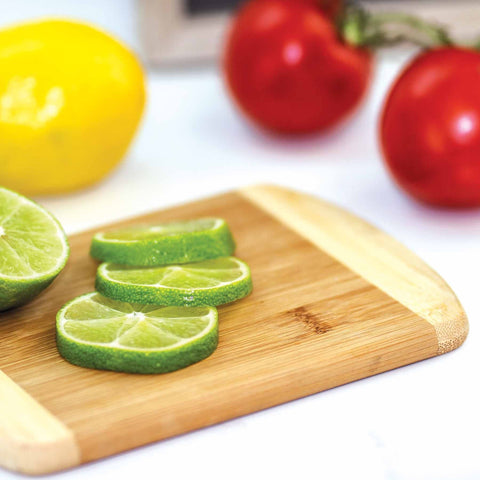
[90,218,235,266]
[0,276,60,312]
[95,257,253,307]
[0,186,69,311]
[56,292,218,374]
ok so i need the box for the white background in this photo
[0,3,479,480]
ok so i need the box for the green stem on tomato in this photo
[340,4,455,50]
[368,12,454,47]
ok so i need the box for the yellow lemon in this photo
[0,19,146,195]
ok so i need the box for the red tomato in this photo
[381,48,480,207]
[224,0,372,134]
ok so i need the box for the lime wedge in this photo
[90,218,235,266]
[56,292,218,373]
[96,257,252,306]
[0,187,69,311]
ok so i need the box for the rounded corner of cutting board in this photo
[0,437,79,477]
[432,306,468,355]
[0,371,81,475]
[239,184,469,355]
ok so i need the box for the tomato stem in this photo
[340,4,454,49]
[369,12,453,47]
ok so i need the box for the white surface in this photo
[3,54,479,480]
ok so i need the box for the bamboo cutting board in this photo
[0,185,468,475]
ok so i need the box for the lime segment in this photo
[96,257,252,306]
[0,187,69,310]
[90,218,235,266]
[56,292,218,373]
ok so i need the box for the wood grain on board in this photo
[0,185,468,475]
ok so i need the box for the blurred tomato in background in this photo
[223,0,372,134]
[381,47,480,207]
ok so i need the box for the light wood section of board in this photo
[0,371,80,474]
[0,186,466,475]
[241,185,468,354]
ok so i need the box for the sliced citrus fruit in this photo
[90,218,235,266]
[0,186,69,311]
[56,292,218,374]
[96,257,252,306]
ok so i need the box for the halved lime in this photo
[96,257,252,306]
[56,292,218,373]
[90,218,235,266]
[0,187,69,311]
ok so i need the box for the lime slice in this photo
[56,292,218,374]
[90,218,235,266]
[0,187,69,311]
[96,257,252,306]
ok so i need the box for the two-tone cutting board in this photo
[0,185,468,475]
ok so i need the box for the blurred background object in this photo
[0,0,140,50]
[222,0,373,134]
[139,0,480,66]
[1,0,478,67]
[0,16,145,195]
